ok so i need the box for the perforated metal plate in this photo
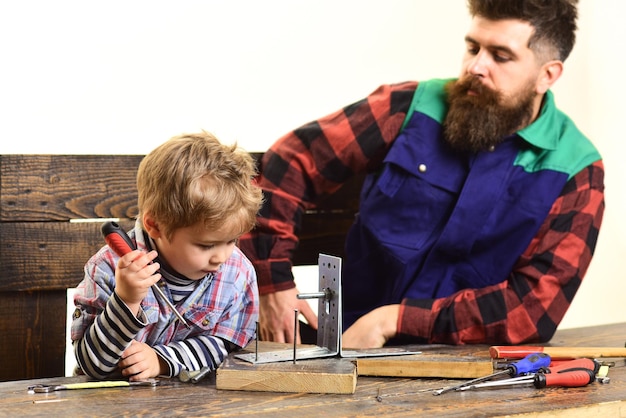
[234,254,341,364]
[235,254,421,364]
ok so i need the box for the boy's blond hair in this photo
[137,131,263,240]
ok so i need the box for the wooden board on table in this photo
[216,355,357,394]
[356,345,493,378]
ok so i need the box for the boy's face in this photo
[151,221,240,280]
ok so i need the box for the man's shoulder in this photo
[517,92,601,179]
[403,78,455,125]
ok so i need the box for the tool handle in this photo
[548,358,599,374]
[490,346,544,359]
[490,346,626,360]
[101,221,191,329]
[535,369,595,388]
[509,352,551,376]
[102,221,137,255]
[65,381,132,390]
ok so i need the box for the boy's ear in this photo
[142,212,162,239]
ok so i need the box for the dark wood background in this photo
[0,154,362,381]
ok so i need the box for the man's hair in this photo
[467,0,578,62]
[137,131,263,239]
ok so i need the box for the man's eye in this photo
[494,54,511,63]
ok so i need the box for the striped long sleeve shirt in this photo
[71,221,258,378]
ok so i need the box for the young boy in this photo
[71,132,263,381]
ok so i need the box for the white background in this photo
[3,1,624,331]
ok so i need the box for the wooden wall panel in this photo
[0,290,66,381]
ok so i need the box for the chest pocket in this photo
[359,119,467,253]
[186,305,223,333]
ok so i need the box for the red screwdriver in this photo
[101,221,191,328]
[460,368,596,391]
[490,357,599,384]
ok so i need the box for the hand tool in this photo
[490,345,626,360]
[179,366,211,383]
[459,357,599,389]
[596,376,610,384]
[461,357,598,388]
[293,309,298,364]
[459,368,596,391]
[432,352,551,395]
[28,379,158,393]
[596,365,611,384]
[101,221,190,328]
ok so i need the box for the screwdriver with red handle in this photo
[458,358,598,391]
[101,221,190,328]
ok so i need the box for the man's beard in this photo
[442,77,536,153]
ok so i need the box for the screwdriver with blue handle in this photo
[458,357,599,390]
[432,352,551,395]
[101,221,191,328]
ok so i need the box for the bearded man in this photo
[239,0,605,347]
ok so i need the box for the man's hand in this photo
[342,304,400,349]
[114,249,161,315]
[119,340,165,381]
[259,287,317,343]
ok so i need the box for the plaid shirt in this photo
[72,220,258,378]
[238,81,605,345]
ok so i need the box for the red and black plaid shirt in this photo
[239,81,605,344]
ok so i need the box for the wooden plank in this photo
[0,153,361,222]
[0,219,135,291]
[356,353,494,379]
[489,345,626,360]
[0,154,143,221]
[216,343,493,393]
[356,345,493,378]
[216,355,357,394]
[0,290,67,381]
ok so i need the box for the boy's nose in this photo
[211,249,228,266]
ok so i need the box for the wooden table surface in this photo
[2,322,625,417]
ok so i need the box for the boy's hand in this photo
[119,340,165,381]
[114,249,161,315]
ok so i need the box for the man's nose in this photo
[467,51,489,78]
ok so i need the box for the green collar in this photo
[517,90,559,151]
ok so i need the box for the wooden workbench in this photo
[1,322,624,417]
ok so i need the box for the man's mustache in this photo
[456,76,490,96]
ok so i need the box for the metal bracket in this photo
[235,254,341,364]
[235,254,421,364]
